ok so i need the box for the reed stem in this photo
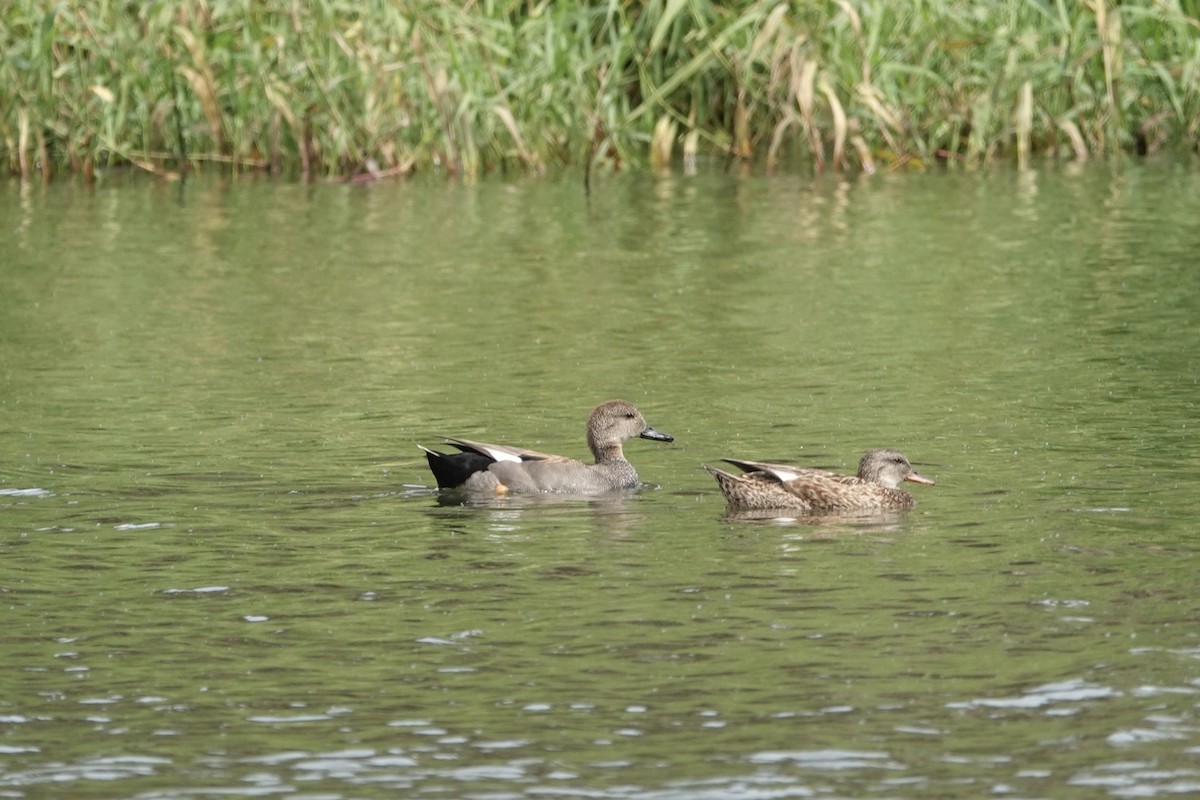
[2,0,1197,179]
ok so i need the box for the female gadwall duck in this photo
[420,399,673,494]
[705,448,934,511]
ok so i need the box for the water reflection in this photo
[723,506,913,535]
[424,486,651,539]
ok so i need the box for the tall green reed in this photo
[1,0,1196,179]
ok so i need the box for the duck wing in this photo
[442,436,562,463]
[720,458,837,483]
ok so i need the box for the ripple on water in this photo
[746,750,904,771]
[945,678,1120,710]
[0,488,52,497]
[1069,764,1200,798]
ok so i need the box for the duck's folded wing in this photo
[443,437,560,463]
[720,458,836,483]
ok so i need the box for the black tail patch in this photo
[424,448,495,489]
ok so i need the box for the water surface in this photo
[2,161,1199,799]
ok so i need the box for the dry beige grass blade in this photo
[1016,80,1033,168]
[1057,118,1088,161]
[819,75,848,170]
[651,114,677,172]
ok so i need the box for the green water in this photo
[2,162,1199,799]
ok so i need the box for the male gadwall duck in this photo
[705,448,934,511]
[420,399,673,494]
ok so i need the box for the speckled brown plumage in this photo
[705,448,934,512]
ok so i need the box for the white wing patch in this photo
[764,466,801,482]
[480,446,523,463]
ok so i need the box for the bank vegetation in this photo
[3,0,1199,180]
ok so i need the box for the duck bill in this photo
[639,425,674,443]
[905,472,935,486]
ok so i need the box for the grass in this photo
[2,0,1198,180]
